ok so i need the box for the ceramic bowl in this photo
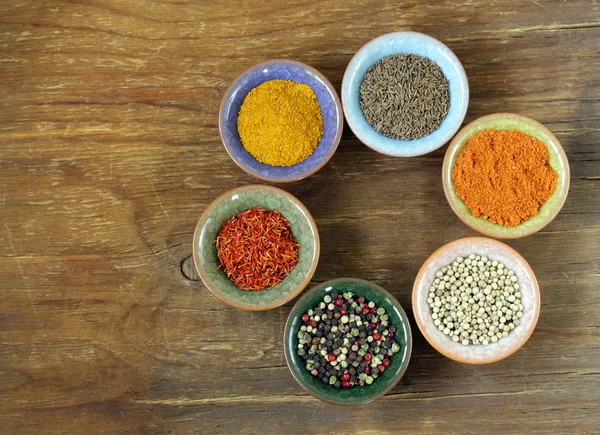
[219,59,343,183]
[412,237,540,364]
[341,31,469,157]
[284,278,412,405]
[192,184,319,311]
[442,113,570,238]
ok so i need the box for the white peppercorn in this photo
[428,254,523,346]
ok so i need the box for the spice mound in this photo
[215,207,300,291]
[297,291,401,388]
[237,79,324,167]
[452,129,558,227]
[428,254,523,346]
[359,53,450,140]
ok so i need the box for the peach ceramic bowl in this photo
[412,237,540,364]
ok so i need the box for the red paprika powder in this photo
[452,129,558,227]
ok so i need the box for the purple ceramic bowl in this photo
[219,60,343,183]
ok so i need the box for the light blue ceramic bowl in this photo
[342,32,469,157]
[219,60,343,183]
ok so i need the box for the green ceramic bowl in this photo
[284,278,412,405]
[192,184,320,311]
[442,113,570,238]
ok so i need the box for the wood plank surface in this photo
[1,0,599,433]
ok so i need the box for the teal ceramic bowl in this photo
[284,278,412,405]
[192,185,320,311]
[443,113,570,238]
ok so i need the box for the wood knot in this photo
[180,255,199,281]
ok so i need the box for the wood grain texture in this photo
[1,0,599,433]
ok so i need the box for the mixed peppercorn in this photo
[296,291,401,388]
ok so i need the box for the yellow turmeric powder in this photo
[452,129,558,227]
[237,79,323,167]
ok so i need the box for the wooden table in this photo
[1,1,599,433]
